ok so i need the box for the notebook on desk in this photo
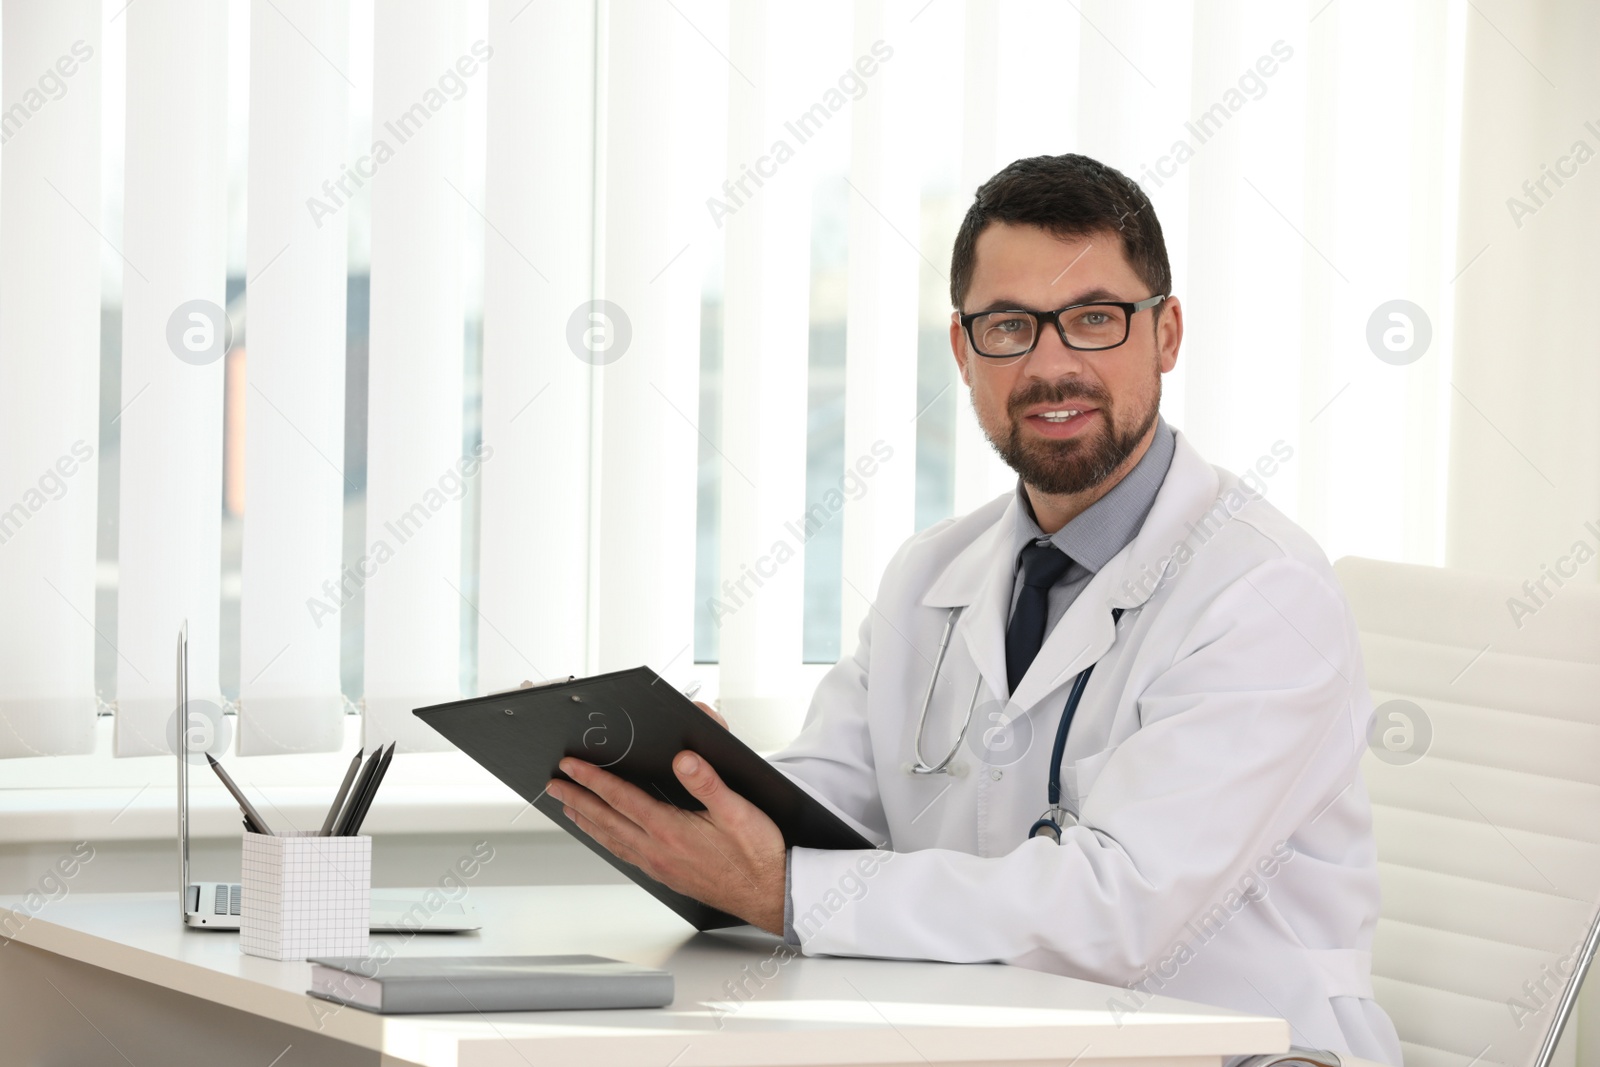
[413,666,876,930]
[307,954,674,1013]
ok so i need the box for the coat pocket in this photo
[1062,745,1119,808]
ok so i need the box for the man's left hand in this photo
[545,752,787,936]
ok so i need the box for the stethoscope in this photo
[910,604,1125,844]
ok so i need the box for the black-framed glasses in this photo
[959,294,1167,359]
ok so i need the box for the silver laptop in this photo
[176,624,481,932]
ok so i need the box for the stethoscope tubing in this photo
[910,606,977,775]
[910,603,1126,842]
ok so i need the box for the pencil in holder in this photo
[240,830,371,961]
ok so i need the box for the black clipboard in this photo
[413,666,875,930]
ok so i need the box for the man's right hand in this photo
[693,700,729,730]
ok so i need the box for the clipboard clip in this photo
[481,676,577,699]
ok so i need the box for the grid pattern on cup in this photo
[240,831,371,961]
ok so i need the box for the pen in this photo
[206,754,273,836]
[319,749,364,836]
[680,680,702,700]
[331,747,384,837]
[347,742,395,836]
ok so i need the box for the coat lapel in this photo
[1012,429,1223,714]
[920,493,1016,707]
[1007,575,1118,714]
[919,430,1224,718]
[913,431,1223,717]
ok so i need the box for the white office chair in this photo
[1313,556,1600,1067]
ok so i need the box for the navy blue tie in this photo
[1006,540,1073,693]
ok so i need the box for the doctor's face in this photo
[950,223,1182,500]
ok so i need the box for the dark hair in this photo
[949,154,1172,312]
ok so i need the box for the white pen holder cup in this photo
[240,830,371,961]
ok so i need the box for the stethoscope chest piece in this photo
[1029,805,1077,843]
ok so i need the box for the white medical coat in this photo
[768,429,1402,1064]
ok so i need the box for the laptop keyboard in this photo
[185,885,476,929]
[209,883,242,916]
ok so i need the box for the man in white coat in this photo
[546,154,1402,1064]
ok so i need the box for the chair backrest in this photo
[1335,557,1600,1067]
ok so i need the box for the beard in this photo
[982,376,1160,496]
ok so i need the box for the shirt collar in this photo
[1012,415,1176,574]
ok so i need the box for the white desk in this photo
[1,886,1288,1067]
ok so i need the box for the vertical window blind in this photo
[714,1,813,749]
[586,0,711,718]
[111,0,230,757]
[0,0,102,758]
[837,0,920,677]
[237,0,349,755]
[474,0,595,703]
[361,0,471,751]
